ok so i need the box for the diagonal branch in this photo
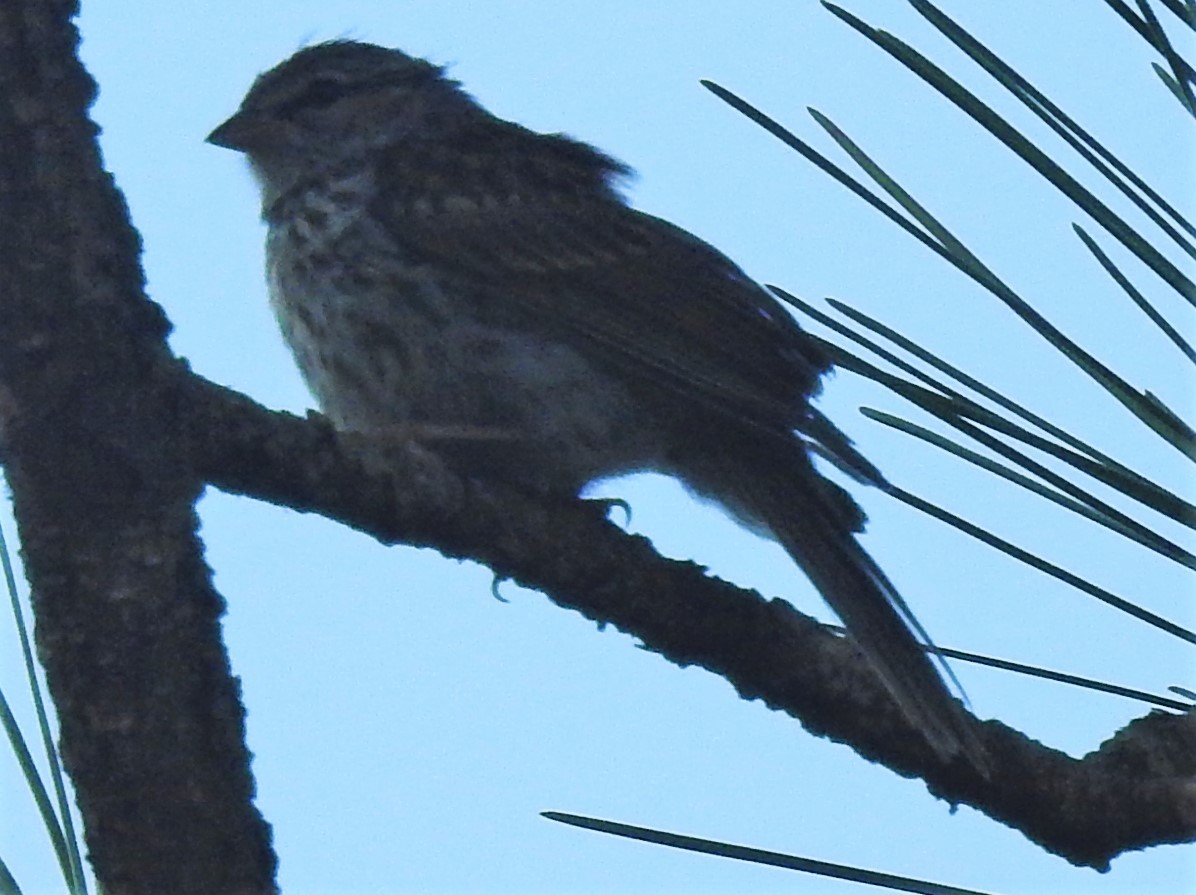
[179,374,1196,869]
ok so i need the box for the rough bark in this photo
[0,3,275,893]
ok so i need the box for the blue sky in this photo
[3,1,1194,892]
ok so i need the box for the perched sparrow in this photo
[209,40,981,766]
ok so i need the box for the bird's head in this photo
[208,41,473,200]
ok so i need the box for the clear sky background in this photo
[3,2,1194,893]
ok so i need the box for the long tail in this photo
[684,434,987,772]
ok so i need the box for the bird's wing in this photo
[371,124,989,767]
[370,122,829,433]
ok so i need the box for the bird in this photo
[207,39,983,768]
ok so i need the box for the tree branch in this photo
[180,374,1196,870]
[0,3,274,893]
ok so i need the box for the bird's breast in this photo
[262,181,666,496]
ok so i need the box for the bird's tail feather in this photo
[693,437,988,773]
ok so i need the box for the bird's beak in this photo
[206,111,275,153]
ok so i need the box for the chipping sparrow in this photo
[208,40,981,767]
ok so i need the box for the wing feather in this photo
[371,120,829,434]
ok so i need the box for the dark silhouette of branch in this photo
[0,4,274,894]
[179,376,1196,870]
